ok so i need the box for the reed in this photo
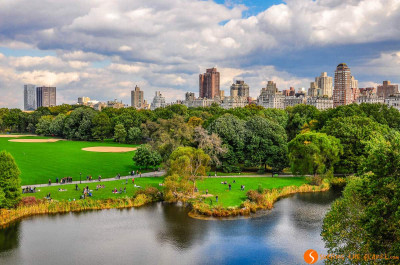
[191,180,330,218]
[0,195,155,228]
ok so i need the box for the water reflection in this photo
[0,222,20,251]
[0,190,342,265]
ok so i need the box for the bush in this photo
[18,196,39,206]
[135,186,160,200]
[306,176,323,186]
[246,190,266,206]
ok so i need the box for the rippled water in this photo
[0,189,341,265]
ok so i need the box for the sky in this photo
[0,0,400,108]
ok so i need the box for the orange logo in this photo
[304,249,318,264]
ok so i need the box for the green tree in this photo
[208,114,246,172]
[92,113,112,141]
[0,151,21,209]
[35,115,53,135]
[132,145,162,169]
[322,132,400,263]
[244,116,288,172]
[286,104,319,140]
[63,107,96,140]
[113,123,127,143]
[167,147,210,190]
[49,114,66,136]
[288,132,342,177]
[321,116,390,174]
[127,127,142,144]
[193,126,227,167]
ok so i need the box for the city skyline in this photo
[1,0,400,108]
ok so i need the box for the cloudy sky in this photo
[1,0,400,108]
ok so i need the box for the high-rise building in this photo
[131,85,145,109]
[199,67,220,99]
[24,84,36,111]
[377,81,399,99]
[150,91,166,110]
[36,86,56,108]
[333,63,353,107]
[308,82,319,97]
[315,72,333,97]
[230,80,249,98]
[78,97,90,105]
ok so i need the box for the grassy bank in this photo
[22,177,163,201]
[196,177,307,207]
[0,136,143,185]
[0,196,158,228]
[190,180,330,218]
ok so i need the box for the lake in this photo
[0,189,341,265]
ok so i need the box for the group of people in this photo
[112,187,126,194]
[22,186,36,193]
[82,186,92,198]
[131,170,142,177]
[95,185,105,190]
[56,177,73,184]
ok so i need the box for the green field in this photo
[22,177,163,201]
[22,177,307,207]
[0,136,144,185]
[196,177,307,207]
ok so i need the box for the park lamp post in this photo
[80,172,82,184]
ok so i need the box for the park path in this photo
[21,171,166,189]
[21,172,308,189]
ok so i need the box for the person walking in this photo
[216,195,218,202]
[48,179,51,185]
[56,177,59,184]
[229,184,231,191]
[132,178,135,185]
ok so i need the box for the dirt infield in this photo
[0,134,36,138]
[8,139,64,143]
[81,146,137,153]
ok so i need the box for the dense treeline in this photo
[2,102,400,174]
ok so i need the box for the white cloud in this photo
[0,0,399,108]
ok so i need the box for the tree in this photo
[0,151,21,209]
[132,145,162,169]
[288,132,342,177]
[35,115,53,135]
[193,126,227,167]
[286,104,319,140]
[92,113,112,141]
[167,147,210,190]
[113,123,127,143]
[321,116,390,174]
[63,107,96,140]
[49,114,66,136]
[244,116,288,172]
[127,127,142,144]
[142,116,194,160]
[208,114,246,172]
[322,132,400,262]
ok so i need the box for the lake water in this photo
[0,189,341,265]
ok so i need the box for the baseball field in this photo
[0,135,142,185]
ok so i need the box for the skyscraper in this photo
[131,85,145,109]
[315,72,333,97]
[199,67,220,99]
[377,81,399,99]
[333,63,353,107]
[24,84,36,111]
[36,86,56,108]
[230,80,249,98]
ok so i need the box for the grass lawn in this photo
[196,177,308,207]
[0,136,147,185]
[22,177,163,201]
[21,176,308,208]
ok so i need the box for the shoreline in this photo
[0,181,333,228]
